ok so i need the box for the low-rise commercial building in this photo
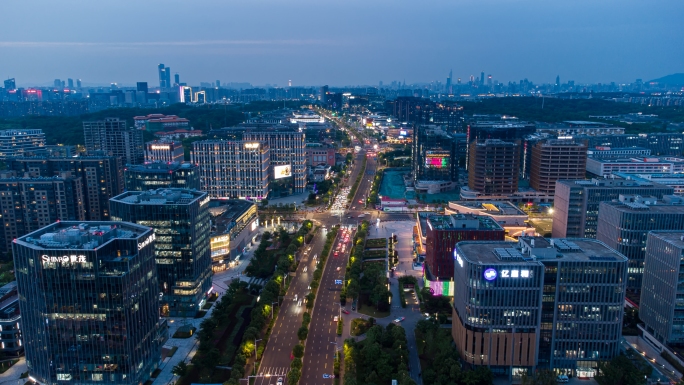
[446,201,534,238]
[0,282,22,357]
[418,213,505,295]
[208,199,259,269]
[453,237,627,378]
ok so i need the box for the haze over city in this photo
[2,0,684,86]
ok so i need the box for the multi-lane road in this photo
[253,146,371,385]
[300,227,355,384]
[253,224,329,384]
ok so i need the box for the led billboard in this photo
[424,151,450,169]
[274,165,292,179]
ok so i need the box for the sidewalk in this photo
[0,358,26,385]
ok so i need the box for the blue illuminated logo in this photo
[483,268,497,281]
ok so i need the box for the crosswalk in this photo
[258,366,290,377]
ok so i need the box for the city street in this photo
[299,227,355,384]
[253,226,331,385]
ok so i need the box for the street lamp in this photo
[255,338,263,360]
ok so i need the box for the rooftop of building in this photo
[648,231,684,250]
[613,172,684,182]
[0,294,19,321]
[0,281,17,298]
[448,201,526,216]
[535,139,587,147]
[587,146,650,152]
[126,161,196,172]
[600,194,684,212]
[0,129,44,136]
[458,236,627,265]
[208,199,257,235]
[111,188,205,205]
[145,140,182,146]
[557,176,670,188]
[587,156,684,164]
[16,222,151,250]
[426,213,503,231]
[473,139,518,146]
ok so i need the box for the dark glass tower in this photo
[13,222,165,385]
[110,189,212,317]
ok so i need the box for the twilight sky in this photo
[2,0,683,87]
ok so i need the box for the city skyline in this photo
[2,0,683,86]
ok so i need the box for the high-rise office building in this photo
[67,78,74,88]
[83,118,144,165]
[480,71,485,86]
[13,222,166,385]
[174,73,180,87]
[552,176,674,239]
[158,64,171,88]
[529,139,587,194]
[0,129,46,159]
[53,79,61,88]
[125,161,200,191]
[641,231,684,345]
[76,79,81,88]
[192,140,270,200]
[468,139,520,195]
[243,127,306,194]
[453,237,627,377]
[144,140,184,163]
[3,78,16,90]
[110,189,212,317]
[412,125,458,194]
[5,155,125,221]
[596,194,684,291]
[137,82,148,93]
[420,213,504,293]
[0,172,85,253]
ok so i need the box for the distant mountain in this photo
[648,73,684,86]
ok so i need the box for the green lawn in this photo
[357,304,390,319]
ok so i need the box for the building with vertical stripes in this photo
[191,140,270,200]
[453,237,627,379]
[110,189,212,317]
[13,222,166,385]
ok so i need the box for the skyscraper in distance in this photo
[445,69,452,94]
[76,79,81,88]
[137,82,148,93]
[480,71,485,86]
[174,73,180,86]
[158,64,171,88]
[3,78,16,90]
[216,80,220,87]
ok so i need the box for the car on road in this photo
[334,251,339,257]
[333,316,339,322]
[298,300,302,307]
[393,317,405,323]
[336,266,341,271]
[341,308,350,314]
[277,378,284,385]
[358,200,363,203]
[294,294,298,301]
[304,266,307,272]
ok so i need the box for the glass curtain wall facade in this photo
[641,231,684,345]
[12,222,164,385]
[110,189,212,317]
[124,162,200,191]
